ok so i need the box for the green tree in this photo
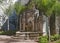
[14,2,26,30]
[4,0,13,31]
[5,5,12,31]
[34,0,56,35]
[34,0,57,43]
[0,0,13,31]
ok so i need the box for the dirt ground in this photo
[0,35,38,43]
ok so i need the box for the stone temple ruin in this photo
[16,0,47,41]
[22,10,43,32]
[17,9,43,40]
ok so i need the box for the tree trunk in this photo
[17,15,20,31]
[15,15,19,31]
[50,14,56,35]
[8,17,9,31]
[47,16,50,43]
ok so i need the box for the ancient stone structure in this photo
[19,9,43,40]
[19,9,44,40]
[19,9,43,32]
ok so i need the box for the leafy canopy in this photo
[14,0,60,16]
[34,0,57,16]
[55,1,60,16]
[14,2,26,16]
[5,5,13,16]
[27,0,35,9]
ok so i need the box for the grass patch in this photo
[0,30,16,35]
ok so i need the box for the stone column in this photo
[20,15,22,31]
[43,15,47,36]
[37,16,43,35]
[34,14,37,32]
[56,16,60,34]
[23,13,25,31]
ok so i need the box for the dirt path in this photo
[0,35,38,43]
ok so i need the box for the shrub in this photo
[50,34,60,41]
[39,36,48,43]
[54,34,59,40]
[50,35,55,41]
[0,30,16,35]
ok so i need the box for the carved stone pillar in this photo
[37,16,43,35]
